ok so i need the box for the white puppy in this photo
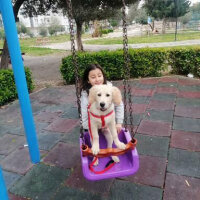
[88,84,126,164]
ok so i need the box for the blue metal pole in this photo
[0,0,40,163]
[0,167,9,200]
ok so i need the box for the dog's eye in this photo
[97,93,101,97]
[106,94,110,97]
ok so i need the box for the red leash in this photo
[87,104,115,174]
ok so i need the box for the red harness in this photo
[87,104,114,140]
[87,104,115,174]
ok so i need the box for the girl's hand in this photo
[116,124,122,134]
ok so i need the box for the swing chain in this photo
[66,0,84,143]
[122,0,134,137]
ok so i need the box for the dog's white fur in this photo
[88,84,126,164]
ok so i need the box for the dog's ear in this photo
[112,86,122,105]
[88,85,97,104]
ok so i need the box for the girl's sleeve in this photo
[115,101,124,124]
[80,91,89,129]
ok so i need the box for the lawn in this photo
[0,31,199,56]
[0,33,91,56]
[84,31,200,45]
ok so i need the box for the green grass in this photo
[84,31,200,45]
[0,33,91,56]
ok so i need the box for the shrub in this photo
[60,48,167,84]
[39,27,48,37]
[168,48,200,77]
[101,29,114,34]
[0,68,34,106]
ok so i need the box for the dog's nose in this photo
[100,102,105,108]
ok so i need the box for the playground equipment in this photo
[66,0,139,181]
[0,0,40,199]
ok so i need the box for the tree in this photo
[56,0,140,51]
[173,0,190,40]
[1,0,26,69]
[127,2,140,24]
[143,0,190,34]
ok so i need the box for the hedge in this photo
[0,67,34,106]
[168,48,200,77]
[60,48,168,84]
[60,47,200,84]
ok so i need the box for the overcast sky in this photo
[139,0,200,6]
[190,0,200,4]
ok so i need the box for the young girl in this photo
[80,63,124,134]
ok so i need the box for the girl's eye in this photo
[98,93,101,97]
[106,94,110,97]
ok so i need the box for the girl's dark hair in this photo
[81,63,107,94]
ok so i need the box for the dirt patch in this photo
[23,52,70,92]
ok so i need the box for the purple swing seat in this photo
[80,128,139,181]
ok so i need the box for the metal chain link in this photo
[66,0,84,143]
[122,0,134,137]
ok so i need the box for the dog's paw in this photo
[112,156,120,163]
[92,157,99,166]
[91,146,100,155]
[116,142,126,150]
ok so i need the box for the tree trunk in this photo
[76,21,84,51]
[0,0,24,70]
[175,17,178,41]
[0,39,10,69]
[162,18,166,34]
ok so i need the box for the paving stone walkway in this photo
[0,76,200,200]
[41,39,200,51]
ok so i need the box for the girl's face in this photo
[88,68,104,86]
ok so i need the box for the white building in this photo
[18,9,70,36]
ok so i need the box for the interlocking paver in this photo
[137,120,171,136]
[129,104,147,114]
[3,170,21,189]
[152,93,176,102]
[173,116,200,132]
[43,142,80,168]
[37,131,63,151]
[176,97,200,107]
[1,76,200,200]
[167,148,200,178]
[127,113,144,126]
[178,91,200,98]
[145,110,174,122]
[60,125,80,145]
[9,193,28,200]
[34,111,62,123]
[9,163,70,200]
[121,155,166,188]
[109,180,162,200]
[148,100,175,110]
[157,82,178,88]
[159,77,178,82]
[135,134,169,157]
[44,118,79,133]
[178,78,200,85]
[171,130,200,151]
[175,105,200,118]
[140,78,159,84]
[133,88,155,97]
[178,85,200,92]
[61,106,79,119]
[156,87,178,94]
[163,173,200,200]
[53,186,103,200]
[1,148,34,175]
[0,134,25,155]
[137,84,156,89]
[132,96,150,104]
[65,164,114,196]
